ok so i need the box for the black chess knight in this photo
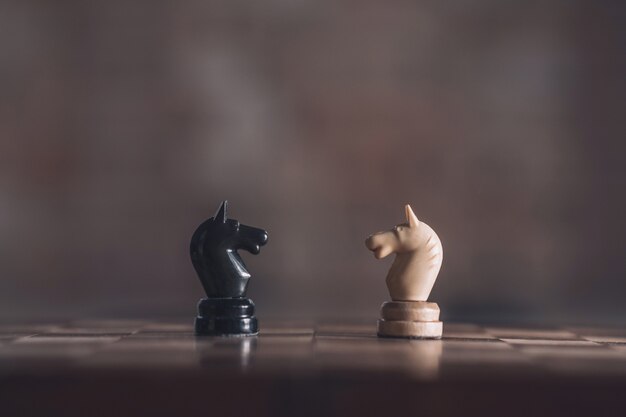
[190,200,268,336]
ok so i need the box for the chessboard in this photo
[1,320,625,417]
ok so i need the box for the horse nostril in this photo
[365,236,378,250]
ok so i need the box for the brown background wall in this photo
[0,0,624,324]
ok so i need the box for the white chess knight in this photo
[365,204,443,302]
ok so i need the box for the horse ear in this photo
[213,200,228,223]
[405,204,419,228]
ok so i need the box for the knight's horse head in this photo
[365,204,443,301]
[365,204,425,259]
[190,201,268,298]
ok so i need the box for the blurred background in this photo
[0,0,624,324]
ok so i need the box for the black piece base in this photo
[194,298,259,336]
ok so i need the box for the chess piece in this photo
[191,200,268,336]
[365,204,444,339]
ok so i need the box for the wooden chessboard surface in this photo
[1,320,625,417]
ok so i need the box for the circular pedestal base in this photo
[377,319,443,339]
[381,301,440,321]
[195,298,259,336]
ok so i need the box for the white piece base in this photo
[377,319,443,339]
[380,301,440,322]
